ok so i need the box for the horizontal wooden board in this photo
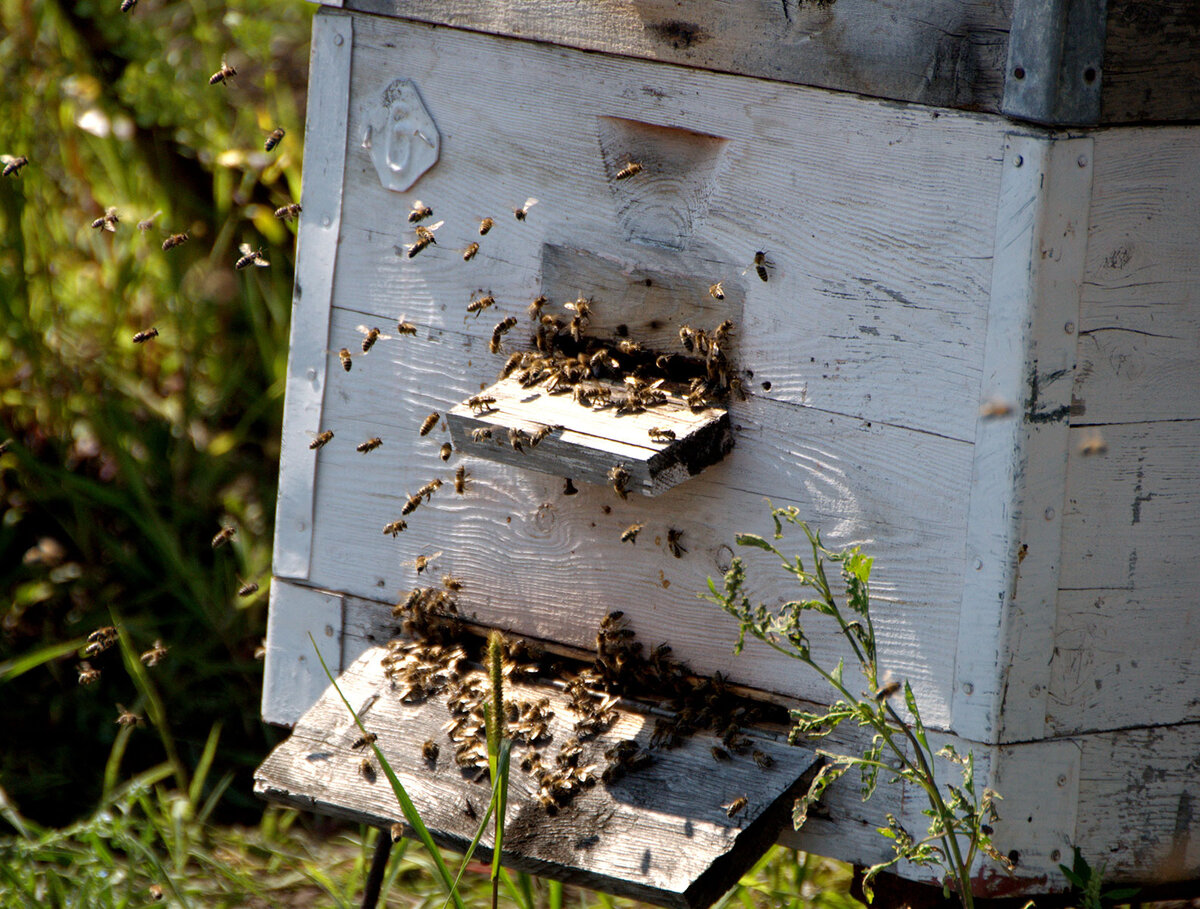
[330,11,1006,443]
[1102,0,1200,123]
[256,647,821,908]
[1073,128,1200,426]
[303,304,974,725]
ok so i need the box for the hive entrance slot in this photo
[446,376,733,496]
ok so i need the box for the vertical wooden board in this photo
[262,579,346,725]
[332,12,1006,443]
[1102,0,1200,123]
[335,0,1012,114]
[1074,128,1200,425]
[304,306,974,724]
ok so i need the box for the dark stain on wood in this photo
[646,20,710,51]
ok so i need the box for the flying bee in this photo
[237,580,259,597]
[235,243,269,269]
[467,395,497,414]
[620,523,643,544]
[419,412,440,436]
[357,437,383,453]
[714,319,735,343]
[402,495,422,516]
[352,731,378,750]
[723,795,748,818]
[0,439,10,455]
[979,398,1014,419]
[2,155,29,177]
[308,429,334,449]
[274,202,302,221]
[148,884,164,902]
[408,201,434,223]
[442,574,463,592]
[115,704,142,727]
[530,424,559,446]
[356,324,392,352]
[709,282,725,300]
[743,251,773,282]
[336,347,356,371]
[211,525,236,549]
[478,217,494,235]
[140,639,168,666]
[395,317,417,335]
[136,211,161,231]
[454,465,468,494]
[466,293,495,316]
[489,316,517,353]
[470,428,493,442]
[679,325,697,353]
[608,464,631,499]
[875,680,902,701]
[405,220,444,257]
[120,0,136,11]
[208,61,237,85]
[85,626,119,657]
[461,242,480,262]
[527,295,548,320]
[422,739,440,763]
[667,527,686,558]
[264,127,286,152]
[562,478,578,495]
[91,207,119,231]
[648,427,676,442]
[161,232,188,251]
[615,161,643,180]
[77,661,100,685]
[383,520,407,536]
[133,327,159,344]
[417,478,443,500]
[616,339,642,356]
[508,427,530,452]
[439,442,452,461]
[513,197,538,221]
[1079,430,1108,456]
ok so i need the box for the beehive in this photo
[257,1,1200,901]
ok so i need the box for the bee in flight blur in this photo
[419,412,440,436]
[461,242,480,262]
[140,639,168,666]
[743,251,773,282]
[615,161,643,180]
[274,203,302,221]
[120,0,136,11]
[212,525,236,548]
[356,324,392,352]
[620,523,643,544]
[478,217,493,236]
[162,232,188,251]
[115,704,143,727]
[236,244,269,269]
[357,437,383,453]
[133,327,159,344]
[2,155,28,177]
[382,520,407,536]
[408,201,433,223]
[395,316,417,336]
[136,211,161,232]
[709,282,725,300]
[209,61,237,85]
[265,127,285,152]
[466,293,495,316]
[405,220,443,258]
[91,207,119,231]
[513,197,538,221]
[723,795,748,818]
[454,464,468,494]
[77,661,100,685]
[237,580,260,597]
[308,429,334,450]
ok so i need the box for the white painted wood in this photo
[988,739,1080,883]
[262,579,346,725]
[951,135,1092,745]
[332,12,1006,443]
[273,10,352,581]
[1073,128,1200,425]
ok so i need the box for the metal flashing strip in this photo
[1003,0,1108,126]
[273,10,352,581]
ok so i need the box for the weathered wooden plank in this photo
[262,579,346,726]
[1102,0,1200,123]
[333,11,1005,443]
[255,647,822,908]
[1074,128,1200,425]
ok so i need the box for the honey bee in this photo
[136,211,161,232]
[615,161,644,180]
[466,293,495,316]
[254,639,267,660]
[667,528,686,558]
[148,884,164,901]
[383,520,408,536]
[529,424,557,447]
[237,580,259,597]
[423,739,440,763]
[140,639,168,666]
[608,464,631,499]
[489,316,517,354]
[478,217,494,235]
[461,242,480,262]
[419,412,440,436]
[527,295,548,319]
[84,626,119,658]
[209,61,237,85]
[470,428,493,442]
[417,478,443,500]
[115,704,142,727]
[744,251,773,282]
[679,325,697,353]
[441,573,463,592]
[357,437,383,453]
[359,757,376,780]
[562,477,578,495]
[752,750,775,770]
[77,661,100,685]
[405,220,444,257]
[336,347,357,372]
[439,442,452,461]
[467,395,497,414]
[120,0,136,11]
[235,243,269,269]
[714,319,735,343]
[132,327,159,344]
[352,731,378,750]
[408,201,433,223]
[620,523,643,544]
[723,795,748,818]
[875,680,902,701]
[265,127,286,152]
[1079,430,1108,456]
[454,465,468,494]
[357,324,392,352]
[161,232,188,251]
[308,429,334,449]
[2,155,28,177]
[979,398,1014,419]
[513,197,538,221]
[711,745,731,762]
[709,282,725,300]
[648,427,676,442]
[508,427,530,452]
[395,317,417,335]
[211,526,236,549]
[274,203,302,221]
[91,207,119,231]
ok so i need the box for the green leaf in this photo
[735,533,774,552]
[0,638,87,684]
[1101,887,1142,901]
[830,659,844,686]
